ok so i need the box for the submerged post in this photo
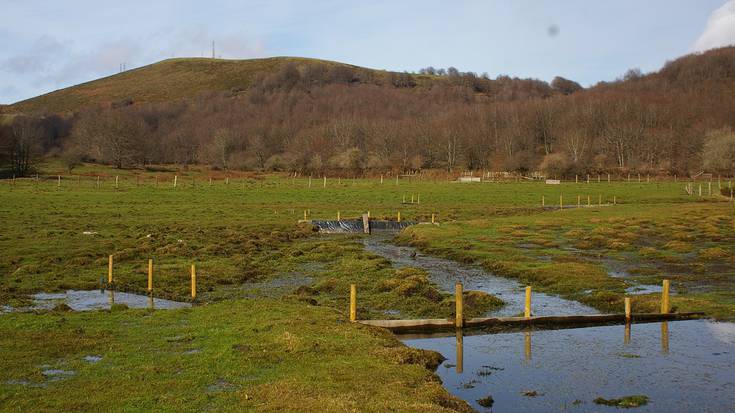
[147,259,153,292]
[191,264,197,300]
[524,286,532,318]
[350,284,357,322]
[661,279,670,314]
[625,297,631,322]
[455,283,463,328]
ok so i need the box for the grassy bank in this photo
[0,299,472,412]
[397,203,735,320]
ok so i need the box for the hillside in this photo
[6,56,558,114]
[7,57,427,114]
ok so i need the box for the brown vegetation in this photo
[3,47,735,177]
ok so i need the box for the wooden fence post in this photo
[542,195,545,207]
[173,175,178,188]
[431,213,436,224]
[350,284,357,322]
[191,264,197,300]
[625,297,631,322]
[559,194,563,211]
[661,279,670,314]
[337,211,341,221]
[455,283,463,328]
[115,175,119,189]
[108,255,113,285]
[524,286,532,318]
[397,211,401,222]
[577,195,581,208]
[148,259,153,292]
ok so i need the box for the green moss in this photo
[593,395,649,408]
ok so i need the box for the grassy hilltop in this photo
[7,57,430,114]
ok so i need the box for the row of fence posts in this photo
[541,194,617,209]
[348,279,672,325]
[7,173,734,188]
[303,210,438,224]
[105,255,197,301]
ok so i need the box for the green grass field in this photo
[1,163,733,411]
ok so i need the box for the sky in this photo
[1,0,734,104]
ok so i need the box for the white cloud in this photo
[693,0,735,52]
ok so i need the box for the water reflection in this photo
[107,290,115,306]
[455,329,463,374]
[403,320,735,413]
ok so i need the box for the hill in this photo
[6,56,558,114]
[6,57,429,114]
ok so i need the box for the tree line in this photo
[2,47,735,177]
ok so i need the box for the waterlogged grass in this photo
[2,165,733,410]
[0,300,472,412]
[398,203,735,320]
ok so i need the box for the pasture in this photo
[1,164,733,411]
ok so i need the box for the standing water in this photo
[361,234,735,412]
[403,320,735,412]
[362,235,596,316]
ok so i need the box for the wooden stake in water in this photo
[524,286,532,318]
[148,259,153,292]
[191,264,197,300]
[350,284,357,322]
[455,283,463,328]
[661,279,670,314]
[625,297,631,321]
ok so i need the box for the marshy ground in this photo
[1,163,733,411]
